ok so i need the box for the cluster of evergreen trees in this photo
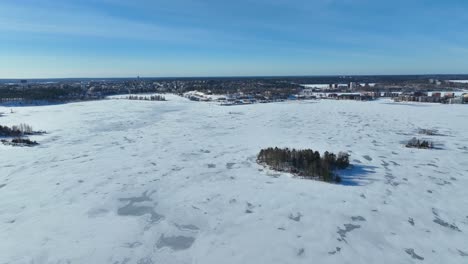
[406,138,434,149]
[0,125,22,137]
[257,147,350,183]
[0,87,83,101]
[126,95,166,101]
[0,123,35,137]
[1,138,38,147]
[0,124,42,147]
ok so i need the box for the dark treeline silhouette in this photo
[406,138,434,149]
[0,86,83,101]
[257,147,350,183]
[0,125,22,137]
[125,95,166,101]
[1,138,38,147]
[0,123,35,137]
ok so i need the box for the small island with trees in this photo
[257,147,350,183]
[406,138,434,149]
[0,123,44,147]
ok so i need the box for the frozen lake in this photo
[1,96,467,263]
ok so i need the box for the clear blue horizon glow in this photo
[1,0,468,78]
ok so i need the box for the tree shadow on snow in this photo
[338,165,379,186]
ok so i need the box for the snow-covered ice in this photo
[1,96,468,264]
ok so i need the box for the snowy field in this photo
[1,95,468,264]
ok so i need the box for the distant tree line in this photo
[406,138,434,149]
[257,147,350,183]
[0,86,83,101]
[125,95,166,101]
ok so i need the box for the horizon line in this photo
[2,73,468,80]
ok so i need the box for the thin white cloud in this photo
[0,2,214,43]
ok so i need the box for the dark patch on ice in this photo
[137,257,154,264]
[362,155,372,161]
[385,173,395,180]
[118,192,162,223]
[277,227,286,231]
[435,180,451,186]
[427,190,433,193]
[268,173,281,178]
[207,163,216,168]
[360,193,366,199]
[390,161,400,166]
[245,202,255,213]
[408,218,415,226]
[156,234,195,251]
[427,163,438,168]
[458,249,468,257]
[337,224,361,242]
[405,248,424,260]
[433,218,461,232]
[353,159,362,164]
[289,212,302,222]
[328,247,341,255]
[120,191,153,203]
[297,248,305,256]
[200,149,211,153]
[351,216,366,222]
[0,183,6,189]
[171,166,183,172]
[124,241,142,248]
[88,208,109,217]
[432,208,461,232]
[175,223,199,231]
[114,257,131,264]
[226,162,236,169]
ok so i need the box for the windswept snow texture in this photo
[1,96,468,264]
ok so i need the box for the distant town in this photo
[1,75,467,106]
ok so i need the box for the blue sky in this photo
[1,0,468,78]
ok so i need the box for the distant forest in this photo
[257,147,350,183]
[0,86,83,101]
[125,95,166,101]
